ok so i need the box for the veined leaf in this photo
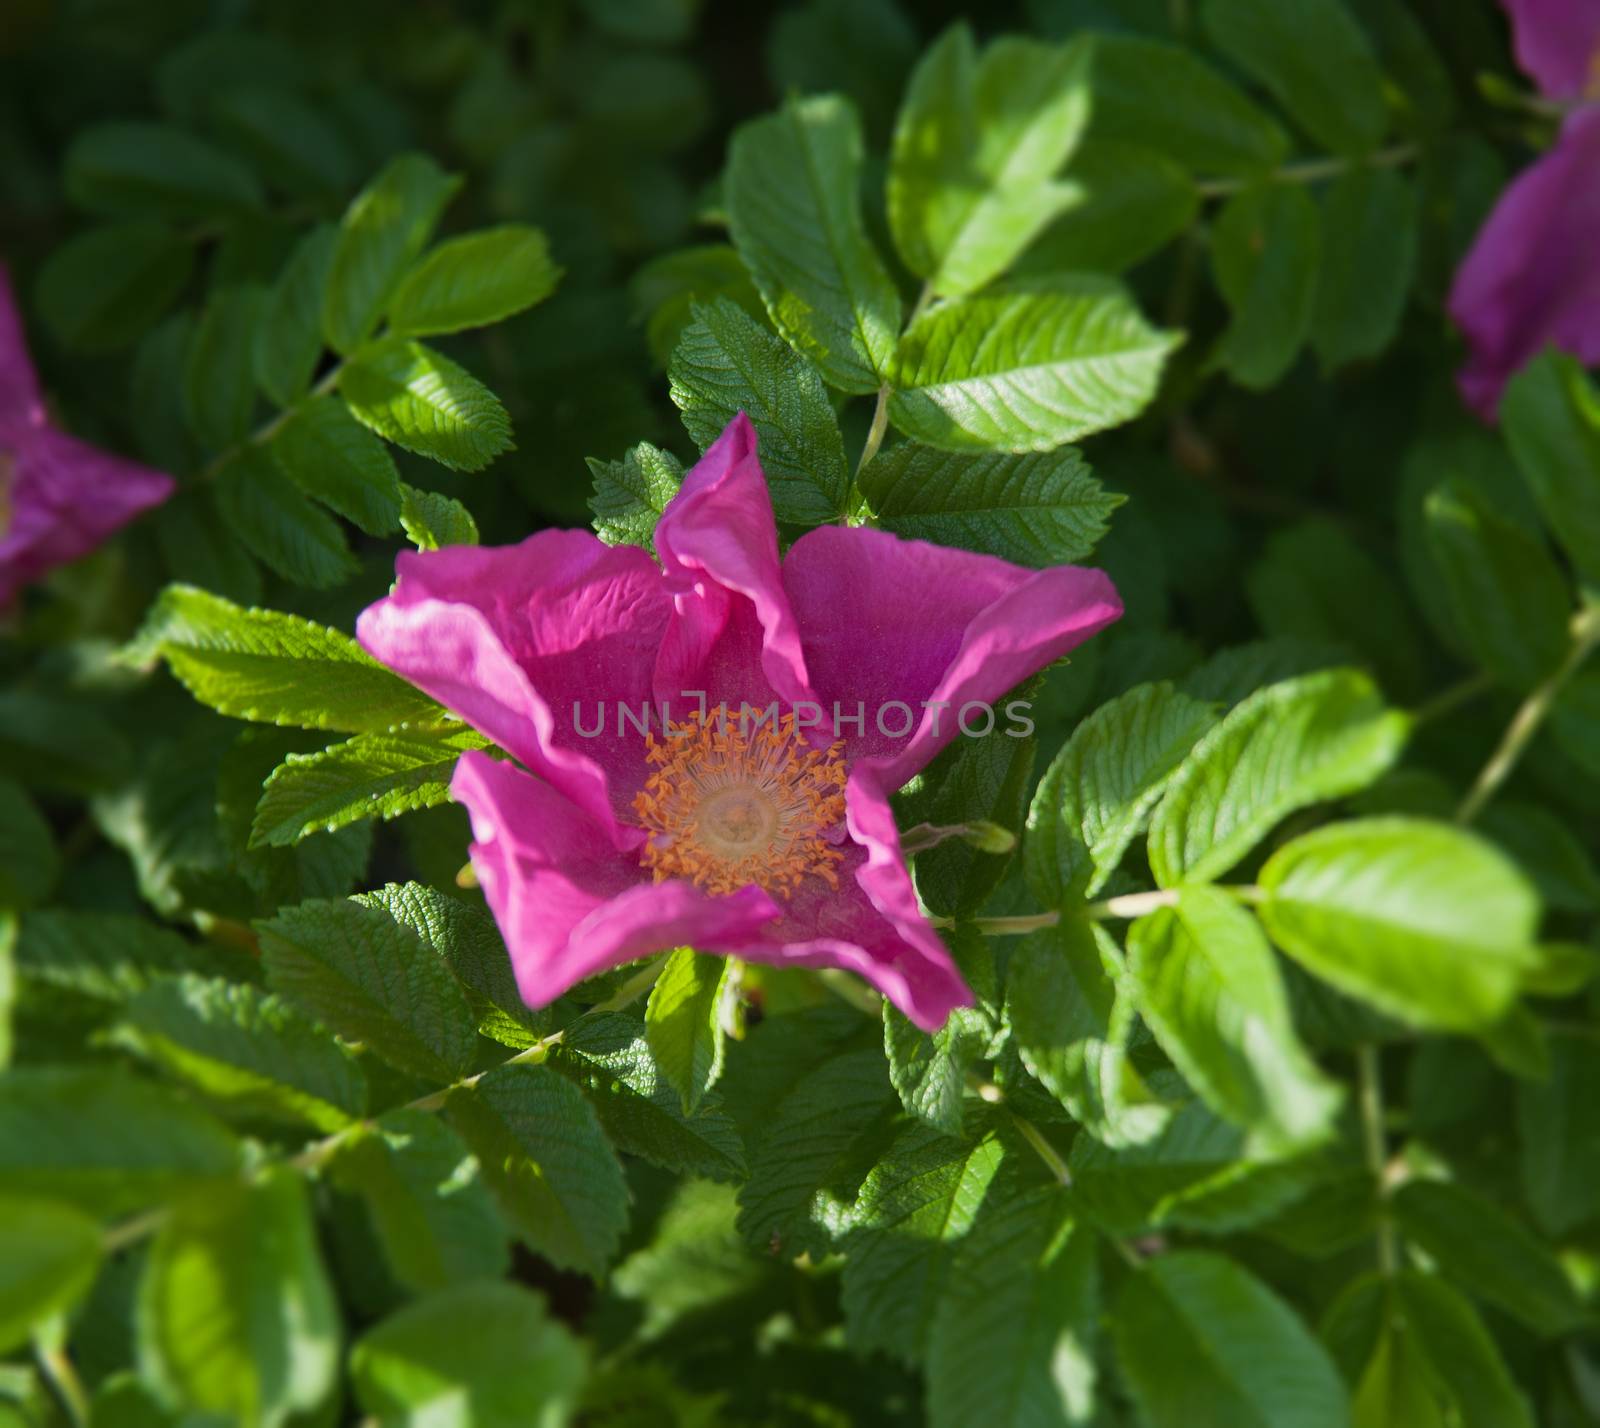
[1311,166,1419,371]
[342,338,513,472]
[644,948,732,1115]
[65,120,262,220]
[728,93,901,392]
[888,277,1179,453]
[0,780,58,912]
[215,448,358,590]
[183,285,264,452]
[271,396,402,536]
[587,441,684,553]
[388,225,561,338]
[212,85,357,199]
[255,224,335,408]
[399,484,478,551]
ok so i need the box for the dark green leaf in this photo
[212,85,358,199]
[216,448,358,589]
[271,395,402,536]
[65,121,262,220]
[1501,349,1600,583]
[35,223,194,354]
[255,224,335,408]
[1311,167,1418,370]
[1210,183,1321,389]
[586,441,684,553]
[1518,1030,1600,1235]
[341,338,513,472]
[0,780,58,912]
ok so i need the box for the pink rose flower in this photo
[0,268,175,607]
[1448,1,1600,418]
[358,414,1121,1029]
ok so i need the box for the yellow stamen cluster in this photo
[632,708,847,898]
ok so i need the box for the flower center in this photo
[632,708,847,898]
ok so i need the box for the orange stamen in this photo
[632,708,847,898]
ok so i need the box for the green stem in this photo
[1357,1044,1398,1276]
[198,361,345,482]
[1196,144,1417,200]
[1412,672,1494,728]
[34,1340,90,1428]
[855,385,892,478]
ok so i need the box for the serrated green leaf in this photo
[1258,817,1539,1032]
[1008,920,1168,1149]
[926,1187,1096,1428]
[1148,668,1409,887]
[323,153,461,354]
[644,948,731,1115]
[131,584,445,734]
[0,1196,102,1354]
[342,338,513,472]
[137,1167,338,1427]
[859,443,1120,567]
[1027,681,1215,904]
[550,1012,745,1181]
[913,728,1035,917]
[726,93,900,391]
[1129,888,1340,1151]
[255,224,335,408]
[329,1110,509,1294]
[669,298,849,524]
[1116,1251,1348,1428]
[398,484,478,551]
[1201,0,1387,157]
[257,896,477,1083]
[1519,1030,1600,1235]
[34,223,194,353]
[1210,183,1321,389]
[888,27,1092,298]
[1087,36,1288,178]
[121,974,367,1132]
[1501,350,1600,584]
[0,779,58,912]
[445,1063,629,1278]
[0,1066,240,1217]
[65,121,262,221]
[271,395,402,535]
[888,278,1179,453]
[351,1280,586,1428]
[388,225,561,338]
[1311,166,1418,370]
[216,448,358,589]
[587,441,684,553]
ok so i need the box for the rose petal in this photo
[1502,0,1600,100]
[0,267,43,437]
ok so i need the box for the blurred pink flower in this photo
[1448,3,1600,417]
[358,414,1121,1029]
[0,268,175,607]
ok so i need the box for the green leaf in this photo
[271,396,402,535]
[1008,919,1167,1149]
[0,916,12,1071]
[1210,183,1321,389]
[212,85,358,199]
[120,974,368,1132]
[1027,681,1215,904]
[1501,349,1600,583]
[888,277,1179,453]
[887,27,1093,298]
[728,94,901,392]
[1311,166,1418,370]
[398,485,477,551]
[137,1168,339,1427]
[351,1280,586,1428]
[329,1111,509,1293]
[183,285,265,451]
[255,224,335,408]
[64,121,262,220]
[1087,36,1288,178]
[843,1119,1009,1362]
[34,223,193,353]
[323,152,461,354]
[342,338,513,472]
[154,486,262,607]
[0,1066,240,1217]
[1424,478,1572,691]
[1480,803,1600,914]
[550,1013,746,1181]
[1148,668,1409,887]
[1258,817,1539,1032]
[0,780,58,912]
[0,690,131,794]
[251,730,485,848]
[257,895,476,1083]
[0,1197,102,1354]
[1019,140,1198,277]
[131,584,445,734]
[387,225,561,338]
[668,298,849,523]
[1115,1251,1348,1428]
[926,1188,1097,1428]
[630,243,765,368]
[1201,0,1387,156]
[859,443,1120,567]
[587,441,684,553]
[1391,1179,1586,1336]
[1519,1030,1600,1235]
[1129,887,1340,1151]
[644,948,732,1115]
[913,726,1036,917]
[445,1063,629,1278]
[216,448,358,589]
[1391,1273,1536,1428]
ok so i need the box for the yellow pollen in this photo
[632,708,847,898]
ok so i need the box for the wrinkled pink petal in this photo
[357,531,671,830]
[782,524,1121,787]
[1,427,174,607]
[452,750,782,1007]
[653,412,817,719]
[0,267,43,436]
[1449,106,1600,418]
[1502,0,1600,100]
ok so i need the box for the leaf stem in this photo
[1411,671,1494,727]
[1196,145,1417,200]
[1456,607,1600,825]
[198,361,345,482]
[1357,1043,1398,1277]
[34,1339,90,1428]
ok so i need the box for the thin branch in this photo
[198,361,345,481]
[1196,145,1418,200]
[1357,1044,1398,1277]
